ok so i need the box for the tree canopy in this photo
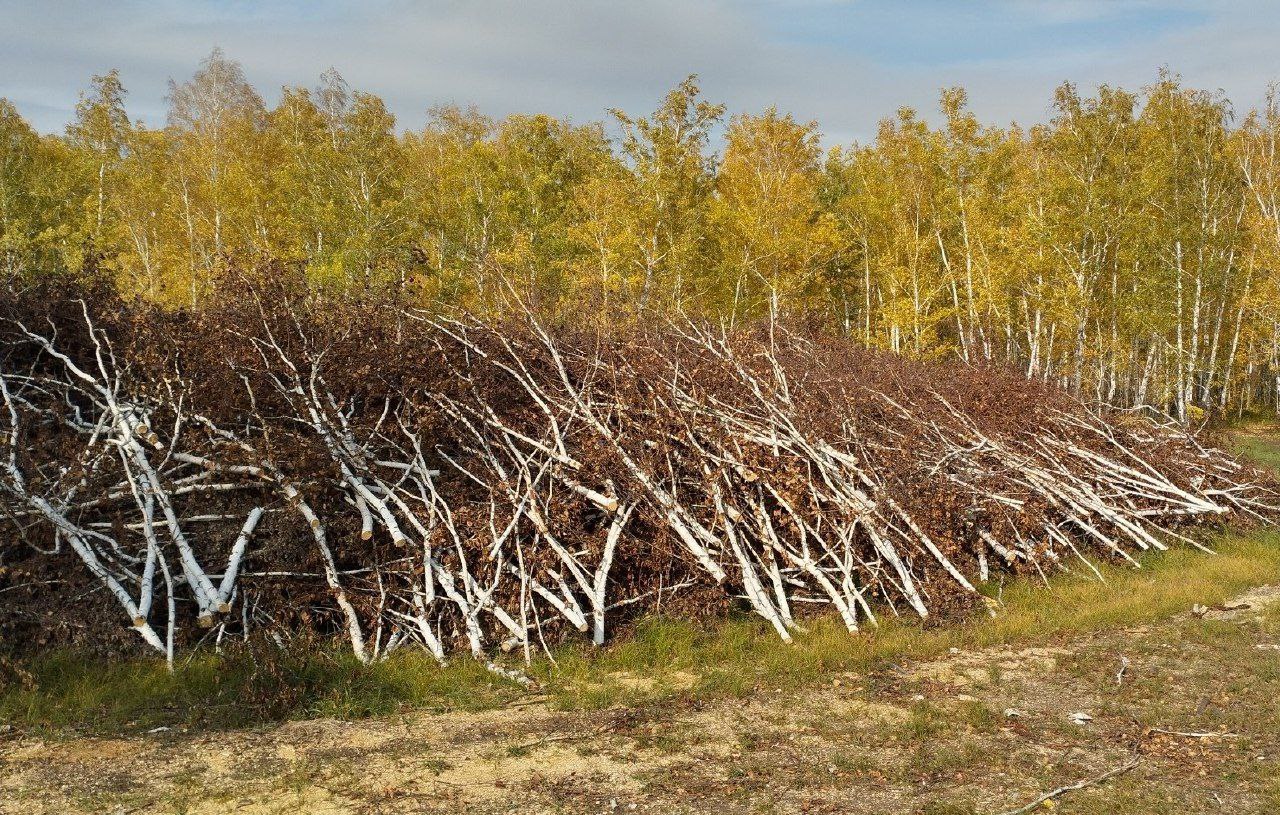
[4,51,1280,416]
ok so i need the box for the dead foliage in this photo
[1,274,1274,669]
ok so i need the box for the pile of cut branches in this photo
[1,278,1274,669]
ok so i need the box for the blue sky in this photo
[1,1,1274,144]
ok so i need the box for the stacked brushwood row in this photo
[1,278,1274,670]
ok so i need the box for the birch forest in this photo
[3,51,1280,419]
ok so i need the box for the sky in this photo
[2,0,1277,144]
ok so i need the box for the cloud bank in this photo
[2,1,1276,143]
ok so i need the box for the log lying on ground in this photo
[1,279,1275,666]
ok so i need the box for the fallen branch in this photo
[992,757,1140,815]
[1148,728,1241,739]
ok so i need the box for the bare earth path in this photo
[3,584,1280,815]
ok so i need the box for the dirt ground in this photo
[3,585,1279,815]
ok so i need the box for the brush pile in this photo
[1,278,1275,669]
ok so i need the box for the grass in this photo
[0,641,521,734]
[4,432,1280,736]
[1228,422,1280,470]
[537,528,1280,710]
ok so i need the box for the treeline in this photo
[4,49,1280,418]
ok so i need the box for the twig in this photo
[1148,728,1240,739]
[992,757,1139,815]
[506,723,615,754]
